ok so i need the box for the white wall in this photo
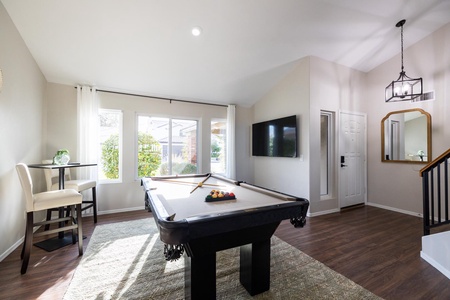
[366,22,450,215]
[252,56,366,215]
[252,57,310,200]
[252,22,450,217]
[234,105,254,183]
[45,83,78,158]
[309,56,366,214]
[2,0,449,260]
[0,2,47,258]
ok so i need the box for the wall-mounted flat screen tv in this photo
[252,115,298,157]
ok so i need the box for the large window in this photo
[211,119,226,174]
[98,109,122,182]
[137,116,198,177]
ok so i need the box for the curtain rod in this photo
[75,86,228,108]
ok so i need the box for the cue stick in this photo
[157,179,224,187]
[190,174,211,194]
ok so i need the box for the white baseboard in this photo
[0,222,45,262]
[420,251,450,280]
[96,206,146,215]
[366,202,423,218]
[0,238,24,262]
[307,202,423,219]
[421,231,450,279]
[308,208,340,217]
[0,207,146,262]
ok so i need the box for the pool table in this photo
[141,173,309,299]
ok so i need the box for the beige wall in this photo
[252,57,310,200]
[309,56,366,214]
[0,2,47,259]
[2,0,449,261]
[235,105,254,183]
[252,56,366,215]
[252,22,450,217]
[44,86,255,213]
[0,0,253,257]
[99,91,230,212]
[45,83,78,158]
[366,22,450,216]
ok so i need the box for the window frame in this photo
[210,118,227,175]
[320,111,335,199]
[98,108,123,184]
[135,114,200,179]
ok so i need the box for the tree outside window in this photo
[99,110,122,181]
[137,116,198,177]
[211,120,226,174]
[137,133,162,177]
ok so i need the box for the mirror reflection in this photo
[381,108,431,163]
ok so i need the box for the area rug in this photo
[63,218,382,300]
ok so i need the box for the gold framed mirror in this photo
[381,108,431,163]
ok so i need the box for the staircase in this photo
[419,148,450,279]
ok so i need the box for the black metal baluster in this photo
[437,164,442,226]
[423,171,430,235]
[445,157,449,222]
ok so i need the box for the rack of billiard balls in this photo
[205,189,236,202]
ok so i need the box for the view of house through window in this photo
[211,119,226,174]
[137,116,198,177]
[98,109,122,181]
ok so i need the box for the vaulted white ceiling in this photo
[2,0,450,107]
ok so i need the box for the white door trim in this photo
[338,110,367,208]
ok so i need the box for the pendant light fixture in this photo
[385,19,423,102]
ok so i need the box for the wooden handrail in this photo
[420,148,450,177]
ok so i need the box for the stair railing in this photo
[420,148,450,235]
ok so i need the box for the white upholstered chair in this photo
[16,163,83,274]
[42,160,97,223]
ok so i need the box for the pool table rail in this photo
[142,174,309,247]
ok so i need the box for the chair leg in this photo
[20,216,29,260]
[92,187,97,223]
[70,205,77,245]
[76,203,83,256]
[65,206,71,219]
[21,212,34,274]
[44,209,52,231]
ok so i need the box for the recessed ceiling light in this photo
[191,26,202,36]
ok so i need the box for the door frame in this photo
[338,110,367,209]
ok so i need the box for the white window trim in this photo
[98,109,123,184]
[135,114,200,179]
[320,110,335,200]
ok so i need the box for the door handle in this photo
[341,164,347,167]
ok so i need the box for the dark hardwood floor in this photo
[0,206,448,299]
[276,206,450,300]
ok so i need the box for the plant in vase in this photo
[53,149,70,165]
[417,150,425,161]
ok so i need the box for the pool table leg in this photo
[239,239,271,296]
[185,252,216,299]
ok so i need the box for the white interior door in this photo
[339,111,367,208]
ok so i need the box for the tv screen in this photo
[252,115,297,157]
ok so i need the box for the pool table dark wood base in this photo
[184,222,279,299]
[141,174,309,299]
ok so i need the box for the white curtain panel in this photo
[76,85,99,186]
[226,104,236,179]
